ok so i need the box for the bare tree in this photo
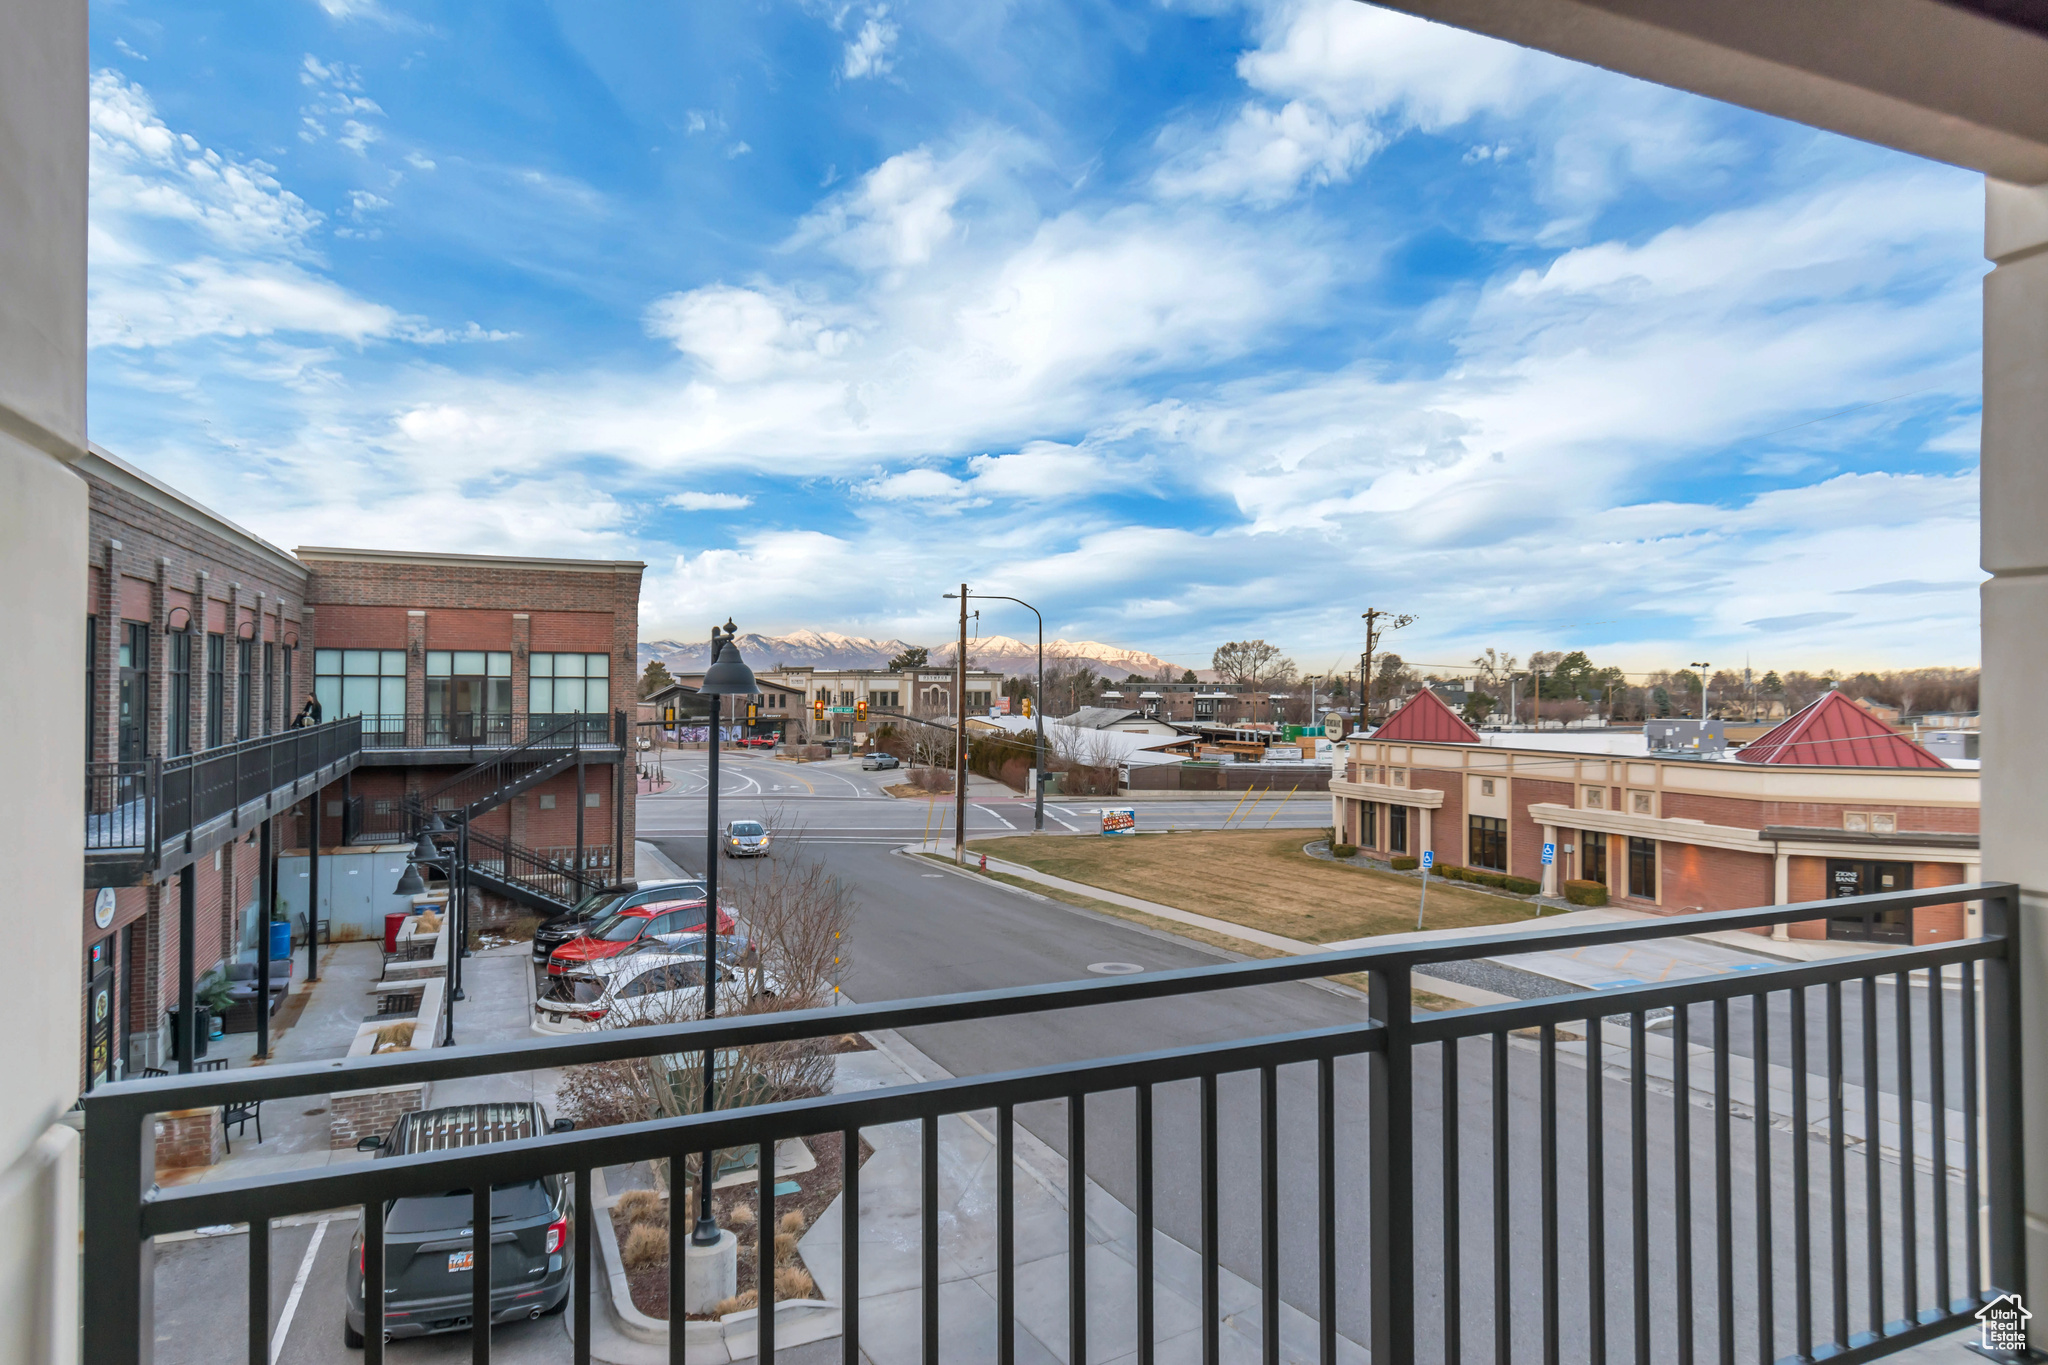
[1212,640,1297,688]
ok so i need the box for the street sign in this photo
[1421,850,1434,869]
[1542,842,1555,866]
[829,706,856,714]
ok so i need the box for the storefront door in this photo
[85,935,116,1089]
[1825,860,1914,942]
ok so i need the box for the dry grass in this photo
[613,1188,666,1225]
[778,1209,807,1236]
[966,829,1541,945]
[620,1224,666,1271]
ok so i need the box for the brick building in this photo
[1330,689,1979,945]
[76,448,642,1082]
[298,547,642,873]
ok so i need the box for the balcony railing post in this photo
[1982,883,2029,1302]
[1367,957,1414,1362]
[80,1096,155,1365]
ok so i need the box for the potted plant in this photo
[198,972,234,1040]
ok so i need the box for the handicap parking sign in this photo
[1421,850,1434,868]
[1542,842,1556,866]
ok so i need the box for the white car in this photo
[532,951,782,1034]
[721,819,772,858]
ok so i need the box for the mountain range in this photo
[638,630,1183,678]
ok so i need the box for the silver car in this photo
[720,819,772,858]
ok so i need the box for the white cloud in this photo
[794,143,985,269]
[404,151,437,171]
[643,285,852,381]
[843,7,899,80]
[1155,99,1379,206]
[859,468,970,501]
[666,491,755,511]
[339,120,382,155]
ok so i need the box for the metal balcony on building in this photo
[81,883,2024,1364]
[351,711,622,765]
[84,716,364,889]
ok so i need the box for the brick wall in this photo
[329,1084,427,1149]
[156,1108,224,1169]
[1509,776,1575,878]
[1660,790,1977,835]
[1409,767,1462,863]
[1658,842,1773,916]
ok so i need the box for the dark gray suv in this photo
[531,878,706,963]
[342,1102,574,1347]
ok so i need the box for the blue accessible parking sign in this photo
[1542,842,1556,866]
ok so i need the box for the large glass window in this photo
[205,634,225,748]
[1825,860,1915,943]
[85,616,96,759]
[1360,801,1376,848]
[427,650,511,741]
[1389,804,1408,855]
[118,623,148,765]
[167,630,191,757]
[262,642,275,733]
[236,639,254,740]
[1628,837,1657,900]
[314,648,407,727]
[1469,815,1507,871]
[530,653,611,714]
[1580,831,1607,886]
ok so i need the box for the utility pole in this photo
[1359,608,1414,729]
[1690,661,1712,720]
[956,583,968,865]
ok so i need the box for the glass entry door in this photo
[1825,860,1914,942]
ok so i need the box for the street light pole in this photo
[1690,661,1712,720]
[950,590,1045,831]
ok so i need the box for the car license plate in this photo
[448,1250,474,1273]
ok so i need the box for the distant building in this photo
[1331,690,1978,945]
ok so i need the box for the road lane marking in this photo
[975,803,1016,830]
[272,1214,341,1361]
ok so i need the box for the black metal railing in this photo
[81,885,2025,1365]
[413,713,588,824]
[353,712,618,752]
[463,825,607,909]
[85,717,361,865]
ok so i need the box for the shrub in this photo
[1474,871,1507,889]
[621,1223,666,1271]
[1563,879,1609,907]
[1434,863,1465,880]
[715,1289,758,1317]
[773,1231,799,1265]
[1390,856,1418,871]
[775,1266,818,1299]
[614,1189,665,1226]
[1504,876,1540,895]
[779,1209,807,1236]
[1330,843,1358,858]
[728,1201,756,1227]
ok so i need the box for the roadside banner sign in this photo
[1101,808,1136,836]
[1542,842,1556,866]
[1421,850,1434,868]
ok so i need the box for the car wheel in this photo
[343,1318,365,1349]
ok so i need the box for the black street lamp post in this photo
[693,620,757,1247]
[948,591,1044,831]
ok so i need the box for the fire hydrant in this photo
[979,853,988,873]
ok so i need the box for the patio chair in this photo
[222,1098,261,1152]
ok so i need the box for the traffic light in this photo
[813,696,826,719]
[662,705,676,725]
[855,698,867,721]
[1021,697,1032,718]
[746,702,759,723]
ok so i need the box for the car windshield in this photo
[541,976,605,1004]
[385,1181,553,1234]
[591,914,649,942]
[630,883,702,906]
[731,821,765,836]
[570,887,621,915]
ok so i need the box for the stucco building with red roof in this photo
[1329,690,1979,944]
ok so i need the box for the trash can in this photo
[269,919,292,963]
[384,911,410,955]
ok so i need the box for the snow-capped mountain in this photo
[638,631,1182,678]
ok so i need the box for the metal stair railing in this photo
[460,824,607,912]
[411,714,585,832]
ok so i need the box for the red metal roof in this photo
[1735,691,1946,769]
[1371,688,1481,744]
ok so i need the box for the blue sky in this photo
[86,0,1985,675]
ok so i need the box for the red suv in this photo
[546,899,740,976]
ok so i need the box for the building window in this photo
[1628,837,1657,899]
[205,635,225,748]
[1583,786,1605,809]
[1825,860,1915,943]
[237,639,254,740]
[1389,805,1409,855]
[167,630,191,757]
[539,794,556,810]
[85,616,96,760]
[968,690,992,711]
[314,648,407,728]
[871,690,899,709]
[427,650,512,738]
[1469,815,1507,871]
[1630,791,1654,815]
[1479,778,1496,797]
[585,792,602,808]
[839,690,855,706]
[262,642,275,733]
[1392,768,1407,787]
[1581,832,1607,885]
[530,653,611,714]
[281,645,294,719]
[1360,801,1376,847]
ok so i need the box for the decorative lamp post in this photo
[693,620,757,1247]
[947,591,1045,831]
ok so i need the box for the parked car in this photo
[720,819,772,858]
[530,878,707,964]
[738,734,778,748]
[532,952,784,1034]
[342,1102,575,1347]
[544,899,741,976]
[860,752,899,771]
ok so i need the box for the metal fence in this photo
[83,717,361,866]
[352,712,618,752]
[80,884,2024,1365]
[465,825,608,908]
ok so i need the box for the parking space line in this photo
[272,1214,341,1361]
